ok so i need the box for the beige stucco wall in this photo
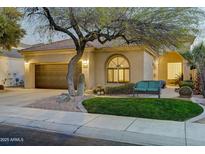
[22,45,193,89]
[153,58,159,80]
[24,63,35,88]
[93,48,146,87]
[22,48,96,89]
[81,51,95,89]
[22,46,157,89]
[143,51,154,80]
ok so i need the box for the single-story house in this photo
[20,39,191,90]
[0,43,31,87]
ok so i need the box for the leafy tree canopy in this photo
[25,7,204,51]
[182,42,205,97]
[182,42,205,70]
[0,8,25,50]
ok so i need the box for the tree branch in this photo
[68,8,84,40]
[42,7,80,50]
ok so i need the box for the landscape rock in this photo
[56,93,72,103]
[77,73,85,96]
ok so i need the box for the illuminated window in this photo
[107,55,130,83]
[167,63,182,79]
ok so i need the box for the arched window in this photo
[107,55,130,83]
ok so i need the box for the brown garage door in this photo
[35,63,82,89]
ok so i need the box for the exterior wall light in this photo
[82,60,89,68]
[25,61,29,65]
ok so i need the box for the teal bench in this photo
[133,81,161,98]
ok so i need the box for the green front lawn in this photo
[83,97,203,121]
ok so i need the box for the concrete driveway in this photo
[0,88,67,107]
[0,87,179,107]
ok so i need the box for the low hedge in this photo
[179,80,194,89]
[105,83,135,95]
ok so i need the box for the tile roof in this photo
[1,49,23,58]
[1,43,32,58]
[20,39,136,52]
[21,39,93,51]
[20,33,196,53]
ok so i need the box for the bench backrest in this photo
[148,81,161,89]
[134,81,161,91]
[136,81,148,89]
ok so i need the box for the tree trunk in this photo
[67,52,83,96]
[194,72,201,95]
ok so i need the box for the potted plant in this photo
[0,85,4,90]
[0,78,6,91]
[93,86,105,95]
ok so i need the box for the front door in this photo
[167,62,182,84]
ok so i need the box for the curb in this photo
[77,101,87,113]
[188,97,205,123]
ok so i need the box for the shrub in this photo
[184,80,193,82]
[179,86,193,98]
[179,81,194,89]
[175,74,184,85]
[0,85,4,90]
[105,83,135,94]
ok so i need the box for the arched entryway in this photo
[158,52,184,84]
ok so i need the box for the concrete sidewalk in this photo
[0,105,205,146]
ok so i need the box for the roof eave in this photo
[144,47,160,58]
[19,47,95,56]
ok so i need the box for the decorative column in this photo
[24,62,35,88]
[81,51,95,89]
[153,58,159,80]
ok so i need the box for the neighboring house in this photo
[20,39,191,90]
[0,43,31,87]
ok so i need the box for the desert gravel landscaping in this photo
[26,95,91,112]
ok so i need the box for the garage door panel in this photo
[35,63,82,89]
